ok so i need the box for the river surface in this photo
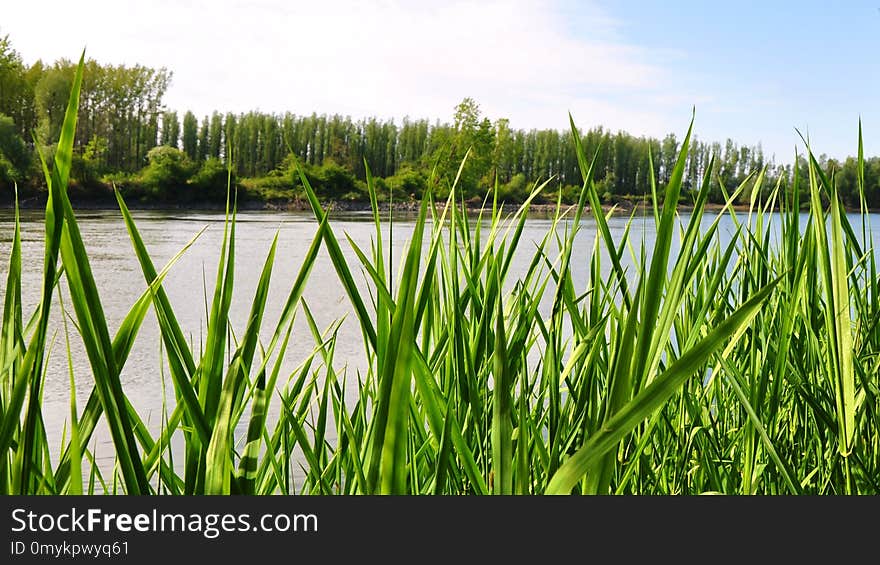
[0,205,876,479]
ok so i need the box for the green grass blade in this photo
[546,276,781,494]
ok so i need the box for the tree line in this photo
[2,34,879,208]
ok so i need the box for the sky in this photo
[2,0,879,165]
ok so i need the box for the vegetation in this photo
[1,54,878,496]
[2,34,880,209]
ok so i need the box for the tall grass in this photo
[1,55,877,495]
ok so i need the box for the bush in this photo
[190,158,232,201]
[141,146,195,199]
[287,158,366,200]
[314,159,363,198]
[559,184,581,204]
[384,165,427,200]
[497,173,528,203]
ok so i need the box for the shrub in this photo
[189,157,231,201]
[497,173,527,203]
[141,146,195,198]
[385,165,427,200]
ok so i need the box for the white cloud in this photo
[2,0,690,138]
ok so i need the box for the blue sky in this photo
[2,0,878,165]
[584,0,880,164]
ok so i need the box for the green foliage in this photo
[0,114,31,185]
[429,97,495,197]
[189,157,231,200]
[383,164,427,200]
[208,112,223,159]
[197,115,209,161]
[160,111,180,149]
[140,145,195,197]
[314,159,362,198]
[34,64,73,146]
[31,57,169,171]
[0,34,38,138]
[70,135,108,187]
[284,158,366,200]
[497,172,528,203]
[181,111,198,161]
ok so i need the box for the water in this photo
[0,205,876,476]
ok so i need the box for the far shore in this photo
[0,192,868,216]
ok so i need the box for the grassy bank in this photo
[0,183,800,217]
[1,56,877,495]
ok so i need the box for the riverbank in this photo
[2,191,771,217]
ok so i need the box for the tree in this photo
[141,145,194,197]
[182,111,197,160]
[660,133,678,185]
[258,114,279,174]
[0,113,31,185]
[429,97,495,196]
[197,115,209,162]
[191,157,230,200]
[493,118,516,184]
[160,110,180,148]
[208,111,223,159]
[720,138,739,190]
[33,57,170,171]
[34,63,72,147]
[0,34,38,139]
[78,134,109,184]
[223,112,236,165]
[612,132,633,195]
